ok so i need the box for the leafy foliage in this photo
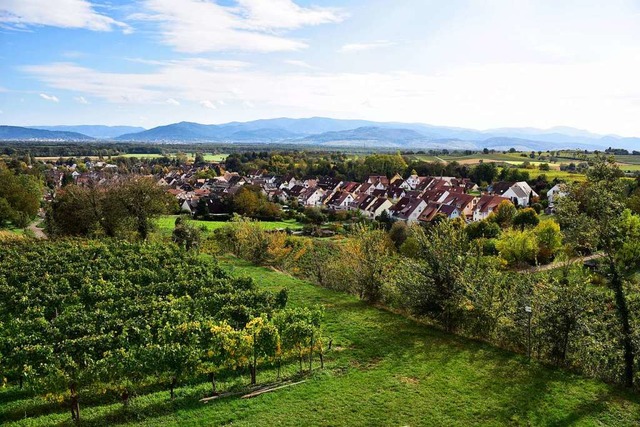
[0,240,322,421]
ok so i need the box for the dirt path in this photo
[28,220,47,239]
[518,253,604,273]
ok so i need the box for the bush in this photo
[512,208,539,230]
[496,229,538,266]
[302,207,326,225]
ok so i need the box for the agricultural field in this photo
[155,215,303,234]
[202,154,228,162]
[498,167,587,182]
[2,256,639,426]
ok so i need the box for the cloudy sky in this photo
[1,0,640,135]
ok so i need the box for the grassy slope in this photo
[4,256,639,426]
[155,216,303,234]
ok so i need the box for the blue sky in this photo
[1,0,640,136]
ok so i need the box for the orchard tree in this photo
[556,155,640,387]
[397,220,470,331]
[489,200,517,228]
[512,207,540,230]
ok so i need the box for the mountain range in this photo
[31,125,145,139]
[0,118,638,151]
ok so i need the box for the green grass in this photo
[202,154,228,162]
[155,215,303,234]
[499,167,587,182]
[2,256,640,426]
[119,153,166,159]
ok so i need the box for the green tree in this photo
[397,221,470,331]
[512,207,540,230]
[556,155,639,387]
[172,221,202,251]
[489,200,517,228]
[496,228,538,266]
[534,219,563,263]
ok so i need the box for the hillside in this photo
[302,126,427,145]
[111,117,640,151]
[3,255,638,426]
[30,125,145,139]
[0,125,93,141]
[14,117,640,150]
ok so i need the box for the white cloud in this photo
[0,0,130,32]
[132,0,345,53]
[166,98,180,106]
[21,33,640,135]
[39,93,59,102]
[284,59,314,69]
[236,0,345,30]
[199,100,217,109]
[74,96,89,104]
[126,57,252,70]
[339,40,394,53]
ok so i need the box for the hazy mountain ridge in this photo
[30,125,145,139]
[4,117,640,151]
[0,126,93,141]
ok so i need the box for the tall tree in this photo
[556,155,640,387]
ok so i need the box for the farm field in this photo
[498,167,587,182]
[2,256,639,426]
[155,215,303,234]
[202,154,228,162]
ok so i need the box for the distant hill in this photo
[30,125,145,139]
[303,126,426,145]
[15,117,640,151]
[0,126,93,141]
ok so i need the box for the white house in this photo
[547,183,568,207]
[501,181,538,207]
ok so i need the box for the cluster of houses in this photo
[162,168,543,224]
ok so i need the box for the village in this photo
[163,168,566,224]
[41,155,569,226]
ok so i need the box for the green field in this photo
[155,215,303,233]
[498,167,587,182]
[202,154,228,162]
[3,255,639,426]
[119,153,166,159]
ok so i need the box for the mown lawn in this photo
[155,215,303,234]
[2,256,640,426]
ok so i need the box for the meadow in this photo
[2,255,639,426]
[155,215,303,234]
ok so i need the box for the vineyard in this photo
[0,240,323,423]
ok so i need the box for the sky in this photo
[1,0,640,136]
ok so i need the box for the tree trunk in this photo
[277,358,281,380]
[249,363,257,385]
[611,265,635,387]
[299,349,303,374]
[70,383,80,422]
[170,377,177,400]
[19,375,23,389]
[309,333,314,373]
[122,389,130,406]
[209,372,217,395]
